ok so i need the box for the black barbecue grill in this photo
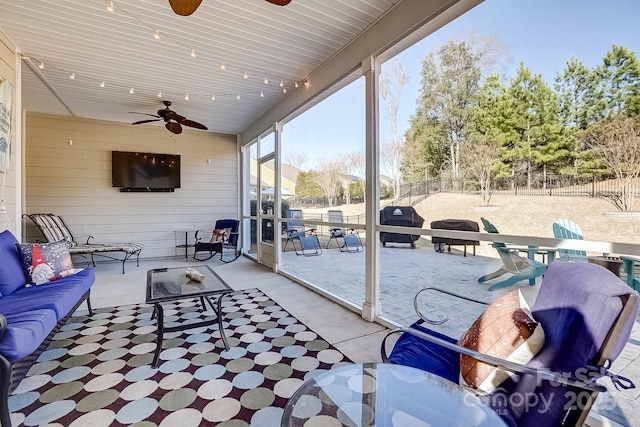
[379,206,424,248]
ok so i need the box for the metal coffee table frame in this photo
[146,265,232,368]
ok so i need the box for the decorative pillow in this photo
[15,240,79,285]
[209,227,232,244]
[458,289,545,394]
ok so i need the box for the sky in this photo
[281,0,640,172]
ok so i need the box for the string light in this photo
[83,3,312,103]
[184,94,189,101]
[69,73,75,79]
[38,62,44,69]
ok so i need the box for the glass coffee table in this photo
[146,265,232,368]
[282,363,507,427]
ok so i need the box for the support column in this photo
[362,56,380,322]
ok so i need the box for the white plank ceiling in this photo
[0,0,401,134]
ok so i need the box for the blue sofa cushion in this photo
[0,230,28,296]
[388,322,459,383]
[0,269,95,320]
[0,309,58,363]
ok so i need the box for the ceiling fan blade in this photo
[129,112,161,118]
[180,119,208,130]
[132,119,162,125]
[266,0,292,5]
[166,121,183,134]
[168,0,203,16]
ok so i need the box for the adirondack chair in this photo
[552,218,588,261]
[479,218,547,291]
[622,256,640,291]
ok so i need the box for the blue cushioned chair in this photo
[325,210,362,252]
[283,209,322,256]
[193,219,240,262]
[382,261,639,427]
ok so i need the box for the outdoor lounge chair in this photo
[193,219,240,262]
[552,218,588,261]
[325,210,362,252]
[622,256,640,291]
[381,261,639,427]
[479,217,547,290]
[24,213,143,274]
[283,209,321,256]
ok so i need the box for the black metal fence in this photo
[290,174,638,210]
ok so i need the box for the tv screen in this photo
[112,151,181,191]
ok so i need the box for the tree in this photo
[582,115,640,211]
[403,115,448,182]
[283,151,310,171]
[594,45,640,119]
[412,34,508,181]
[461,134,500,206]
[313,158,343,207]
[380,59,409,197]
[295,171,323,199]
[343,151,366,203]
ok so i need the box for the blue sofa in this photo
[0,230,94,427]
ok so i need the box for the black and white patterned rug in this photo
[9,289,351,426]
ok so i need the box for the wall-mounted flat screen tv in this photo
[112,151,181,192]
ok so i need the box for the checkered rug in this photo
[9,289,351,426]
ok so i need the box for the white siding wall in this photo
[0,31,19,236]
[24,113,238,259]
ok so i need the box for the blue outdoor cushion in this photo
[0,230,29,296]
[1,269,94,320]
[387,322,459,383]
[0,309,58,363]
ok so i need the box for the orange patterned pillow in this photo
[458,289,545,394]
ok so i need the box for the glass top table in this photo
[282,362,507,427]
[146,265,233,367]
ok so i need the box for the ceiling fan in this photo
[168,0,291,16]
[130,101,208,135]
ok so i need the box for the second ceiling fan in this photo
[168,0,291,16]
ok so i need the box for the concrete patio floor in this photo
[84,243,639,426]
